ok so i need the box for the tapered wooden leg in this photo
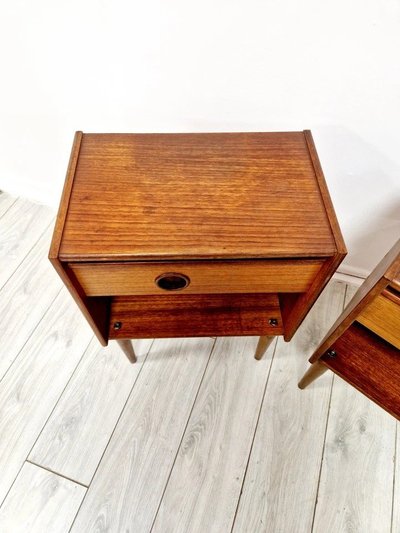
[116,339,137,363]
[298,360,328,389]
[254,335,275,360]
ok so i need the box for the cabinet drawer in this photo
[357,289,400,350]
[69,259,323,296]
[109,293,284,339]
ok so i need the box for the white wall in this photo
[1,0,399,276]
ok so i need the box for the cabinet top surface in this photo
[58,131,340,261]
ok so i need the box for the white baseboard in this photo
[333,263,370,286]
[339,264,370,279]
[333,271,364,286]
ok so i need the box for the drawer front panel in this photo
[357,290,400,350]
[69,259,323,296]
[109,293,284,339]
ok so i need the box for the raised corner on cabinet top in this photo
[49,131,83,261]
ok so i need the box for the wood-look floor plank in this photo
[30,337,153,485]
[0,198,54,290]
[0,289,93,504]
[152,335,276,533]
[233,281,346,533]
[0,462,86,533]
[312,284,396,533]
[71,337,214,533]
[313,377,396,533]
[0,191,16,218]
[393,423,400,533]
[0,226,62,380]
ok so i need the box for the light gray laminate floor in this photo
[0,191,398,533]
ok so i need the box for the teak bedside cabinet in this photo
[299,238,400,420]
[49,131,346,362]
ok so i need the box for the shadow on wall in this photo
[342,199,400,278]
[313,125,400,277]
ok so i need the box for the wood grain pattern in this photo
[393,422,400,533]
[280,252,346,341]
[322,323,400,420]
[0,191,16,218]
[109,293,283,339]
[392,278,400,292]
[0,462,86,533]
[0,198,54,289]
[385,241,400,285]
[357,292,400,350]
[29,337,153,486]
[303,130,346,256]
[69,259,323,296]
[48,131,83,261]
[309,238,400,363]
[313,378,395,533]
[59,132,337,261]
[50,260,109,346]
[0,226,62,380]
[313,283,395,533]
[0,289,93,503]
[48,132,110,345]
[233,281,346,532]
[71,337,214,533]
[384,285,400,304]
[50,131,344,346]
[0,197,393,533]
[152,336,275,532]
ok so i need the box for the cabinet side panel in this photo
[309,239,400,363]
[281,253,346,341]
[50,258,109,346]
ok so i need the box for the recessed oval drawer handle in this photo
[155,272,190,291]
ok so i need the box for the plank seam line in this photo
[0,215,55,293]
[0,196,18,221]
[390,422,398,533]
[149,337,218,532]
[25,334,95,467]
[25,460,89,488]
[0,286,63,385]
[67,338,155,533]
[310,373,335,533]
[310,282,348,532]
[0,327,88,511]
[229,336,279,532]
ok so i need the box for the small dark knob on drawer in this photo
[269,318,278,327]
[155,272,190,291]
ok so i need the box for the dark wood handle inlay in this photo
[155,272,190,291]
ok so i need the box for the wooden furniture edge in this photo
[321,322,400,421]
[384,241,400,283]
[49,131,83,260]
[50,257,109,346]
[48,132,109,346]
[282,251,346,341]
[309,238,400,363]
[391,278,400,292]
[303,130,347,255]
[384,286,400,305]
